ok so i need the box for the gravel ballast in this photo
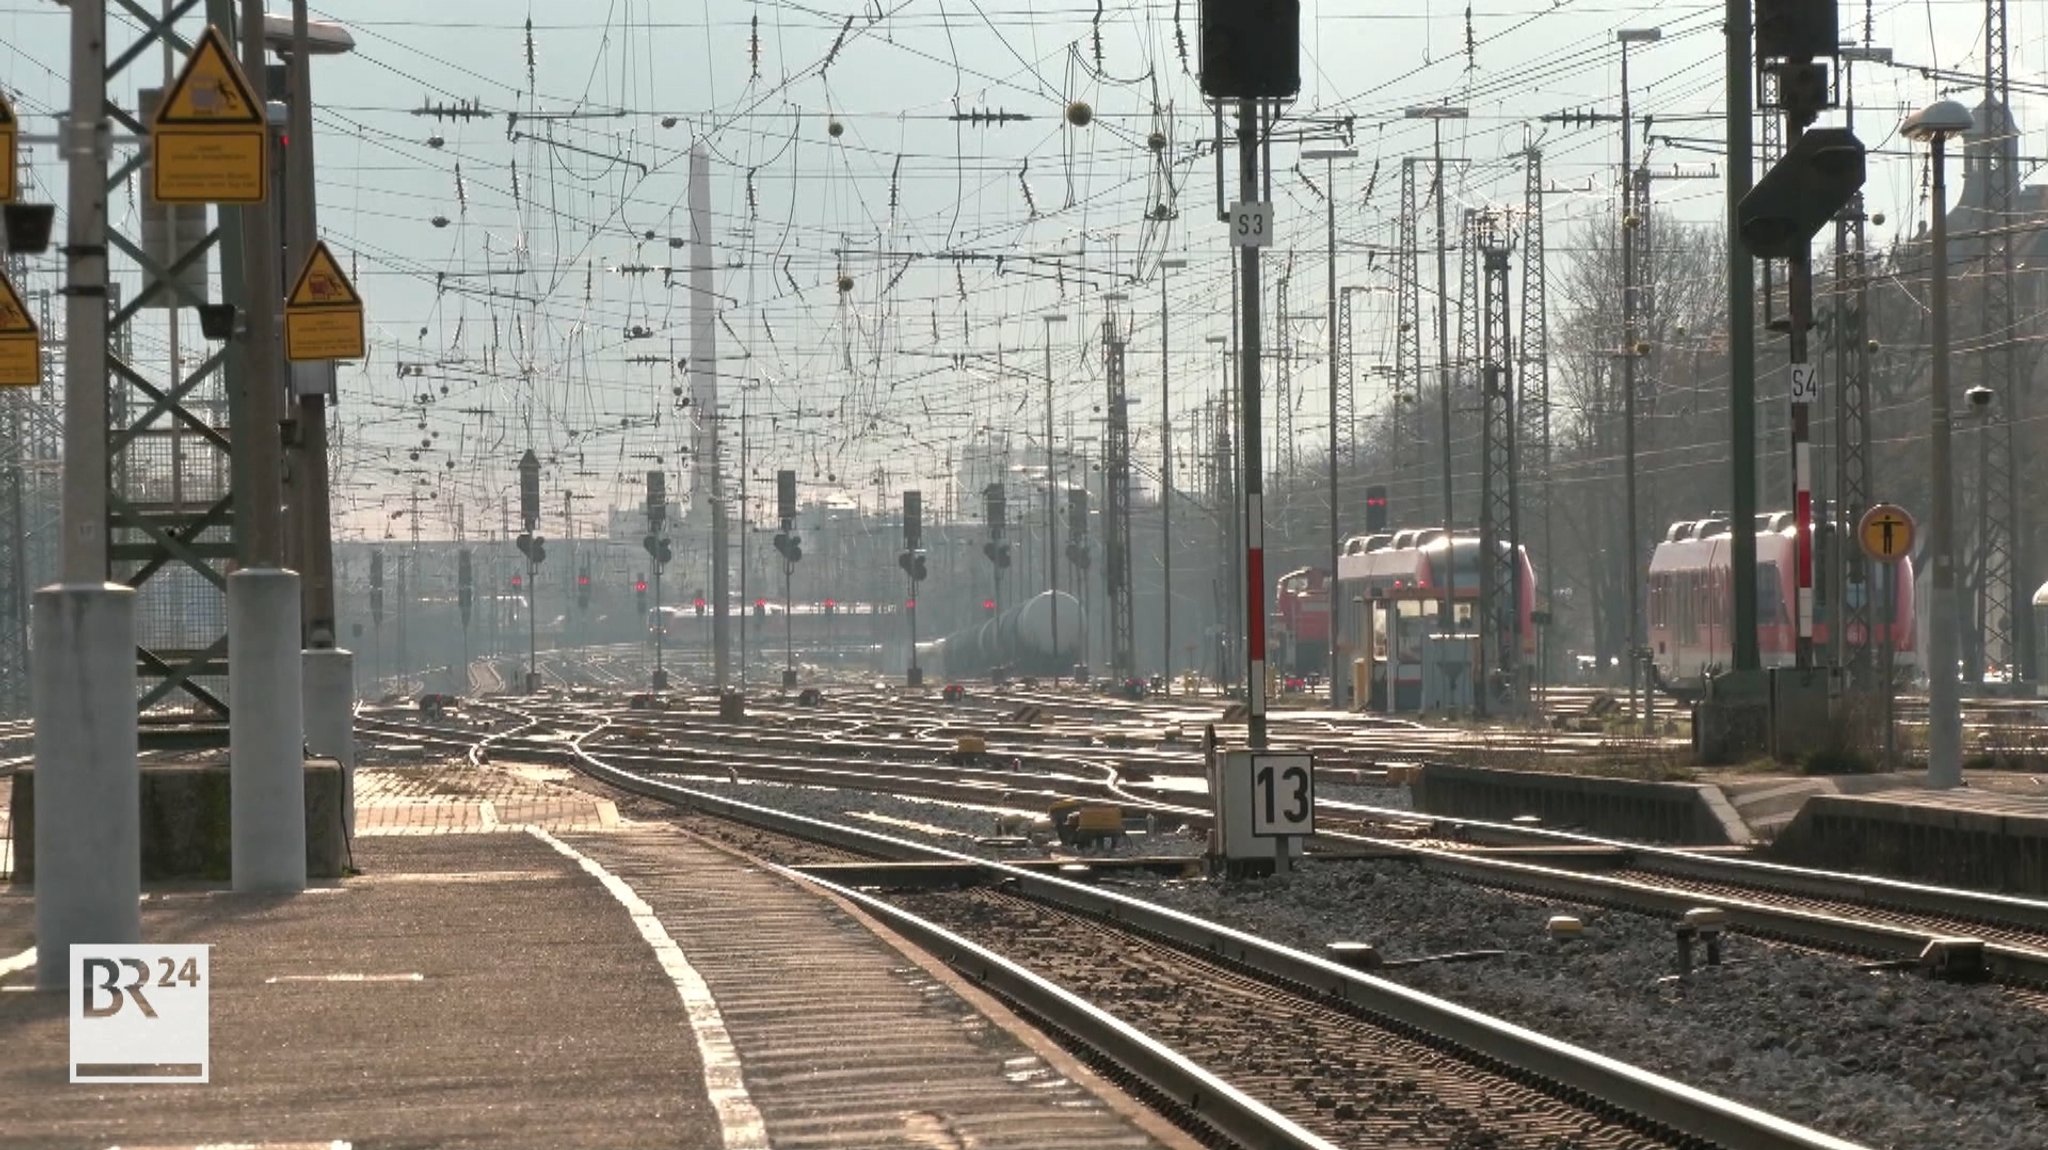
[1137,859,2048,1150]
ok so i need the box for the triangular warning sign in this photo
[0,270,34,336]
[287,242,362,309]
[154,26,262,126]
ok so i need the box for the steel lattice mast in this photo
[1477,212,1521,715]
[1103,312,1135,678]
[1970,0,2023,685]
[1518,148,1552,687]
[1397,159,1422,470]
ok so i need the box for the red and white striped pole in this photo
[1236,98,1270,750]
[1792,370,1815,668]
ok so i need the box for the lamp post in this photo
[1159,258,1186,691]
[1617,27,1660,722]
[1303,147,1356,707]
[1042,312,1070,681]
[1902,98,1974,789]
[271,0,358,858]
[1405,105,1468,647]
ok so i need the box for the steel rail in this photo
[796,868,1342,1150]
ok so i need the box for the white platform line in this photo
[0,947,34,980]
[525,827,769,1150]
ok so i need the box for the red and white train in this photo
[1328,530,1537,710]
[1647,511,1917,690]
[1272,567,1331,682]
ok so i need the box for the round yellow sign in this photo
[1858,503,1916,561]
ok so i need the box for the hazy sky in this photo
[0,1,2023,541]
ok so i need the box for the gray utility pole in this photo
[228,0,306,896]
[1303,147,1354,708]
[1041,311,1069,679]
[1159,257,1186,690]
[1207,333,1236,689]
[1405,105,1467,641]
[1618,27,1659,716]
[277,1,357,823]
[277,2,351,649]
[1902,99,1976,789]
[688,143,730,692]
[1725,0,1761,676]
[34,0,141,988]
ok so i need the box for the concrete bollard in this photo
[1685,907,1727,966]
[302,648,357,839]
[230,568,307,893]
[33,583,141,989]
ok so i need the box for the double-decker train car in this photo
[1330,530,1536,710]
[1647,512,1917,693]
[1272,567,1330,682]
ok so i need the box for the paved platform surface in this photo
[0,759,1186,1150]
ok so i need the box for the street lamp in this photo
[1042,312,1070,681]
[1159,257,1186,691]
[1901,97,1974,789]
[1303,147,1356,706]
[1404,105,1468,646]
[1618,27,1660,722]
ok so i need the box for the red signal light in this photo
[906,598,917,610]
[755,597,766,608]
[511,574,524,588]
[824,598,836,608]
[982,598,996,611]
[635,580,648,593]
[692,596,705,608]
[577,574,591,586]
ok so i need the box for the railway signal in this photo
[983,598,997,617]
[1365,485,1389,534]
[644,469,671,690]
[902,490,926,687]
[456,549,472,626]
[636,577,648,616]
[776,469,801,688]
[576,571,591,612]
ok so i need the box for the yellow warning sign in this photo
[0,91,17,203]
[0,269,40,388]
[1858,503,1915,562]
[150,26,267,204]
[285,241,365,361]
[287,242,363,309]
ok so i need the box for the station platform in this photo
[1769,776,2048,895]
[0,760,1188,1150]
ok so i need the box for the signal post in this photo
[1199,1,1310,875]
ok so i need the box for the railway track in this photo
[354,685,2048,991]
[549,725,1863,1150]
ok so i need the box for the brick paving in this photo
[354,761,618,836]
